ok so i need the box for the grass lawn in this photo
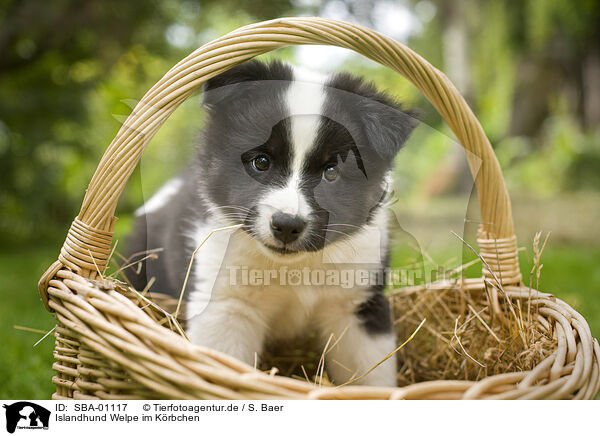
[1,240,598,399]
[0,243,60,399]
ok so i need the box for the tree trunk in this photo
[583,45,600,130]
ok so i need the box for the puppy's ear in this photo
[360,97,419,161]
[328,73,418,160]
[202,59,292,107]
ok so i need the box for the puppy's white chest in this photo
[218,244,366,341]
[186,222,376,340]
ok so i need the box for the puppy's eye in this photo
[251,155,270,172]
[323,165,339,182]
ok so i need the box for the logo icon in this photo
[2,402,50,434]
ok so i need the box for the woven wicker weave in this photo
[38,17,600,399]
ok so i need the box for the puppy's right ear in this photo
[202,60,291,107]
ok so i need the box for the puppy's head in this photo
[198,60,416,257]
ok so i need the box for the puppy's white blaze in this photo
[258,65,327,247]
[261,176,310,216]
[254,66,326,247]
[134,177,183,217]
[286,67,326,175]
[256,176,312,248]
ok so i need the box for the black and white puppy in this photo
[126,60,416,386]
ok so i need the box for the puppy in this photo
[125,60,416,386]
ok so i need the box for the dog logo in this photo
[2,402,50,433]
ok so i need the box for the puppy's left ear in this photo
[360,97,419,161]
[328,73,418,160]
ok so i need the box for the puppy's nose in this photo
[270,212,305,244]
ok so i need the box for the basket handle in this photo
[39,17,521,310]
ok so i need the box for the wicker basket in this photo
[38,17,600,400]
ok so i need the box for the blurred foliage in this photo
[1,0,599,246]
[0,0,299,244]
